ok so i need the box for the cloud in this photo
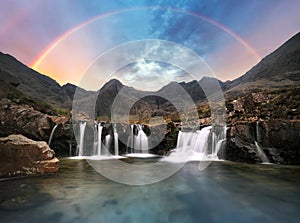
[114,60,187,91]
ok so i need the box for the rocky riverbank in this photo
[0,134,59,177]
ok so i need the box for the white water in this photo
[76,122,224,162]
[256,121,261,142]
[97,124,103,156]
[166,125,226,162]
[77,122,87,156]
[113,124,119,155]
[127,125,134,153]
[104,135,111,156]
[254,141,270,163]
[127,124,149,154]
[48,124,58,146]
[255,122,270,163]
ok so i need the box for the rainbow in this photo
[31,6,261,69]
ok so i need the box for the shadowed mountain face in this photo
[223,32,300,92]
[0,32,299,119]
[93,77,224,120]
[0,52,70,108]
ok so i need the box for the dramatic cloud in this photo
[0,0,299,89]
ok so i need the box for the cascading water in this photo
[104,135,111,156]
[173,125,226,161]
[126,124,149,154]
[48,124,58,146]
[77,122,87,156]
[254,141,270,163]
[256,121,261,142]
[209,125,227,156]
[91,123,120,158]
[127,125,134,153]
[133,124,149,153]
[97,124,103,156]
[113,124,119,156]
[255,122,270,163]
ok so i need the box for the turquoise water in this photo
[0,159,299,223]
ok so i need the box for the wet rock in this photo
[0,134,59,177]
[219,120,300,164]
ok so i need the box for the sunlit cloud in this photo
[115,60,187,91]
[0,0,299,90]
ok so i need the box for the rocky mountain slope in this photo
[0,52,70,108]
[1,32,299,121]
[223,32,300,93]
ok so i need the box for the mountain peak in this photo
[99,78,124,92]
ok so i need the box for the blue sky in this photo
[0,0,299,90]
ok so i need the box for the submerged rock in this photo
[0,134,59,177]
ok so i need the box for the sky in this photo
[0,0,299,91]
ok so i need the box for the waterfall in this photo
[104,135,111,156]
[193,126,212,154]
[176,131,194,149]
[254,141,270,163]
[127,125,134,153]
[113,124,119,156]
[254,121,270,163]
[48,124,58,146]
[77,122,87,156]
[133,124,149,153]
[91,123,119,157]
[174,125,226,160]
[126,124,149,154]
[97,124,103,156]
[256,121,261,142]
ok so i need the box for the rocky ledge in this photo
[0,134,59,177]
[218,120,300,164]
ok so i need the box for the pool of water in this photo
[0,159,299,223]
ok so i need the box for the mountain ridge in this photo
[0,51,71,108]
[1,32,299,118]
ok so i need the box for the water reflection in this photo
[0,159,299,223]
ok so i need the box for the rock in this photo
[0,134,59,177]
[260,120,300,164]
[251,92,269,103]
[232,99,244,112]
[0,98,52,140]
[219,120,300,164]
[0,98,75,156]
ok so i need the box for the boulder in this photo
[0,98,76,156]
[0,134,59,177]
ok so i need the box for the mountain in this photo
[92,32,300,120]
[0,52,70,108]
[62,83,94,100]
[1,32,299,120]
[224,32,300,92]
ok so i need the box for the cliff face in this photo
[219,120,300,164]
